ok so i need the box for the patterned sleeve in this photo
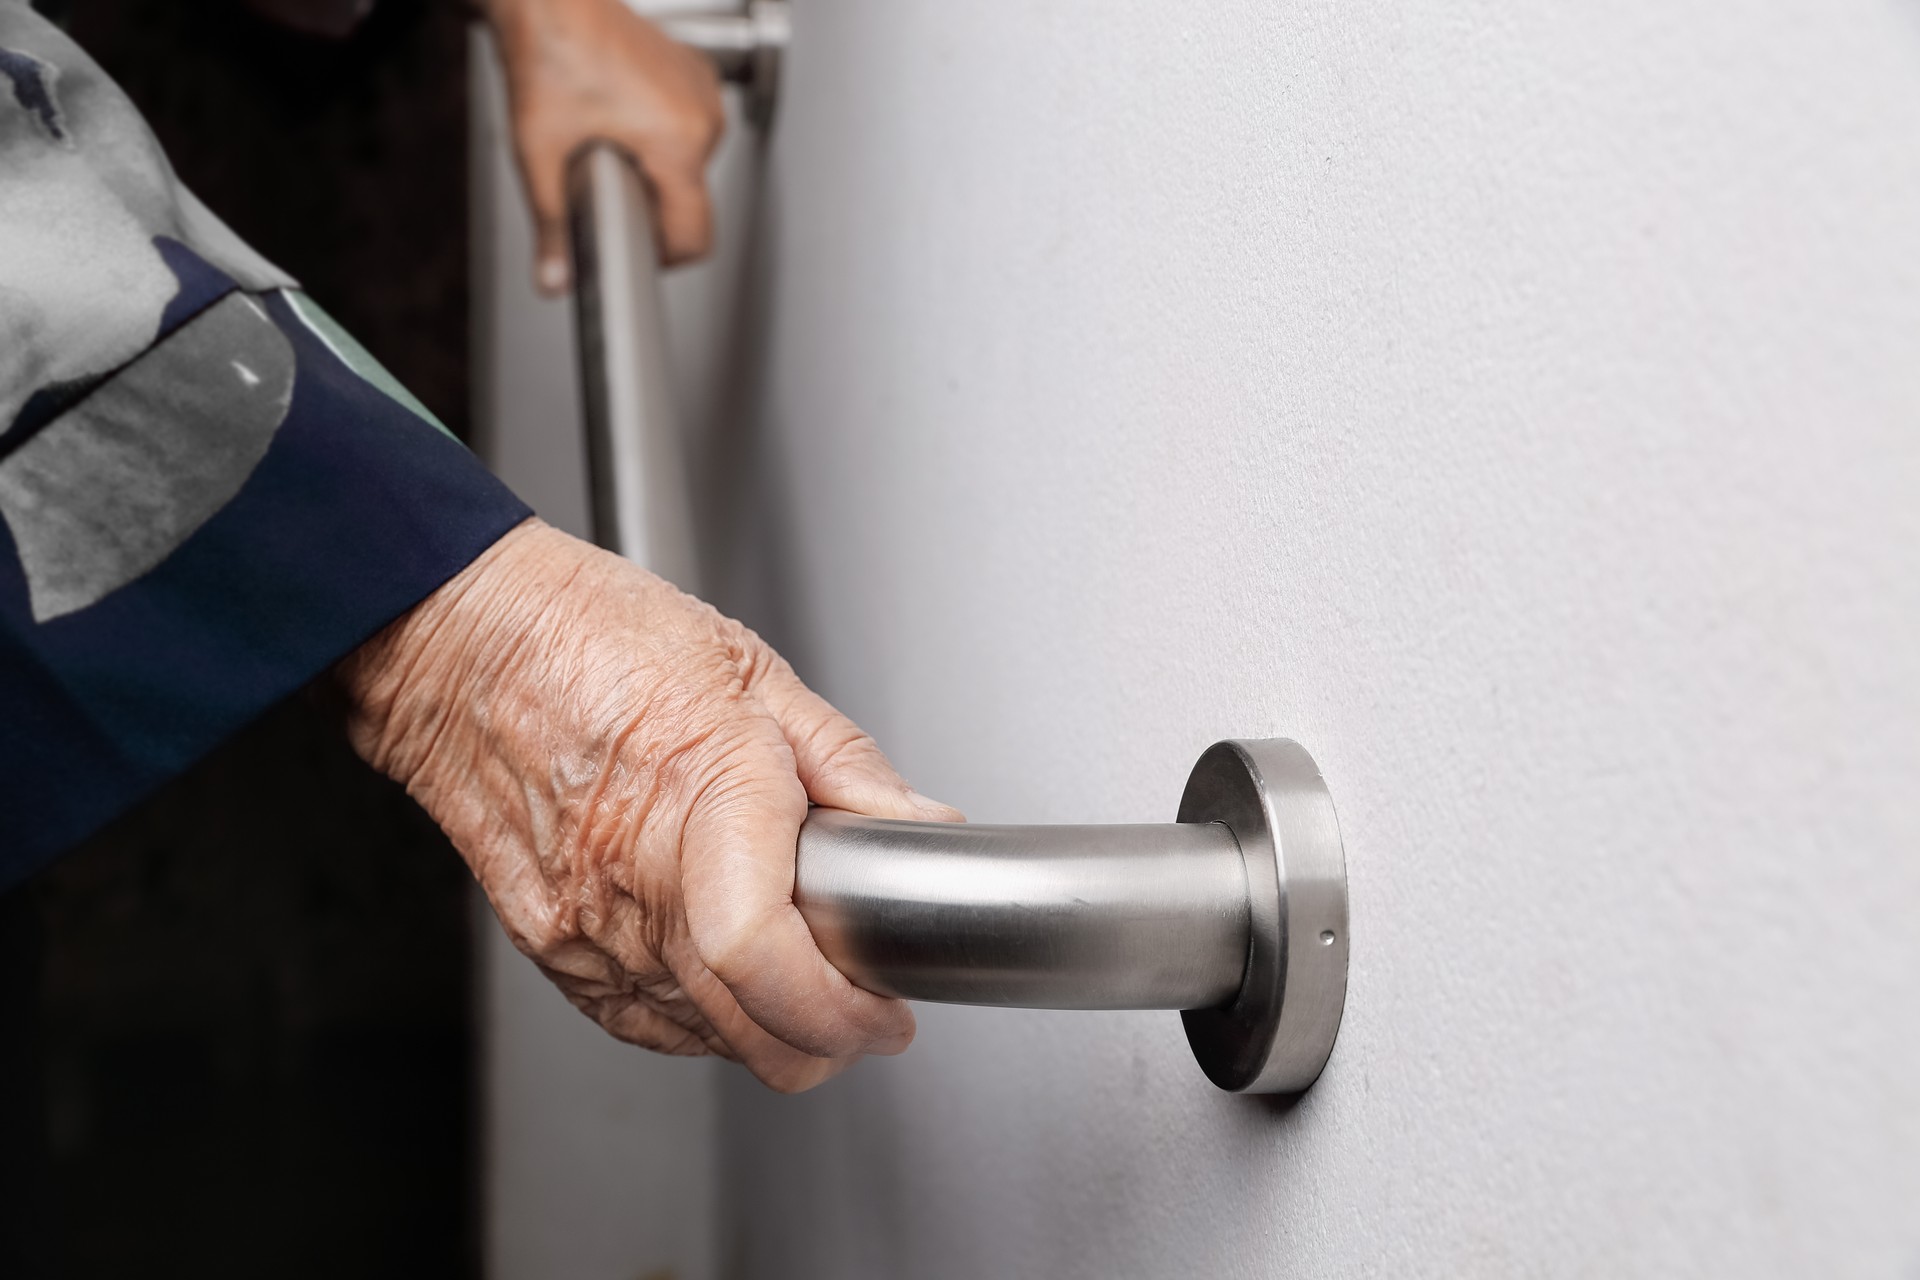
[0,3,533,884]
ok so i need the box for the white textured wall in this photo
[714,2,1920,1276]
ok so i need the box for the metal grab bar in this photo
[567,142,700,587]
[567,2,791,584]
[567,13,1350,1094]
[798,739,1350,1095]
[798,815,1252,1012]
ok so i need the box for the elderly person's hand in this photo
[337,519,960,1091]
[484,0,725,290]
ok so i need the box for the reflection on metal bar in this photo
[798,815,1251,1011]
[567,142,700,589]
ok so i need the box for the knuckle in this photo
[807,721,888,783]
[677,113,717,153]
[725,633,775,688]
[502,894,577,961]
[697,109,724,153]
[819,722,882,765]
[536,939,623,991]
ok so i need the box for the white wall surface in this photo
[708,2,1920,1277]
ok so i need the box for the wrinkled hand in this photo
[337,520,960,1091]
[485,0,725,290]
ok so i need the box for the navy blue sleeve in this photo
[0,286,531,885]
[0,4,532,884]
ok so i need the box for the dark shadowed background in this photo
[1,1,480,1274]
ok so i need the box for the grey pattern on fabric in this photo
[0,44,66,141]
[0,0,532,887]
[0,292,295,621]
[0,0,296,439]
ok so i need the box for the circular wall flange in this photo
[1177,739,1349,1094]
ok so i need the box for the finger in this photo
[534,217,571,294]
[559,982,718,1058]
[676,958,864,1094]
[577,897,736,1054]
[642,165,714,267]
[515,132,573,294]
[677,730,918,1060]
[752,661,964,823]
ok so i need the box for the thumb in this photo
[676,735,916,1061]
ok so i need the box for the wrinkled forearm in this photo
[337,517,578,789]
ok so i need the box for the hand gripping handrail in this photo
[566,2,792,589]
[567,8,1351,1093]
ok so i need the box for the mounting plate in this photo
[1178,739,1350,1094]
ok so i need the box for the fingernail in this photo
[537,258,568,292]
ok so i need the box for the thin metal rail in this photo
[568,141,700,589]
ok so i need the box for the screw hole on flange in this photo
[1320,930,1336,946]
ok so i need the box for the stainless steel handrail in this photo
[569,4,792,584]
[798,814,1252,1011]
[568,11,1351,1094]
[800,739,1350,1094]
[567,142,700,588]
